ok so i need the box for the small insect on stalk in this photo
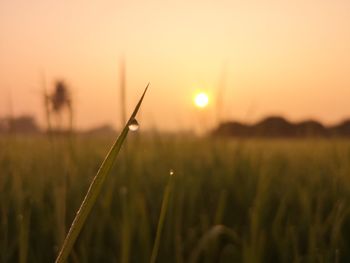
[55,83,149,263]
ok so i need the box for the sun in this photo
[194,92,209,108]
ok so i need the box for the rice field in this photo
[1,134,350,262]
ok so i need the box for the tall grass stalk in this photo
[120,187,131,263]
[55,84,149,263]
[7,88,14,134]
[150,174,175,263]
[41,73,52,135]
[18,210,30,263]
[215,61,227,126]
[120,57,127,128]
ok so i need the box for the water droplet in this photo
[169,169,175,176]
[128,119,139,131]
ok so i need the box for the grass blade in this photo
[55,83,149,263]
[150,174,174,263]
[189,225,240,263]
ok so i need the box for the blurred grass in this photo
[1,135,350,262]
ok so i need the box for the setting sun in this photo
[194,92,209,108]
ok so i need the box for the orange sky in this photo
[1,0,350,131]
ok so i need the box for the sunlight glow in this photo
[194,92,209,108]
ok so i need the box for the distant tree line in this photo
[2,115,350,138]
[212,116,350,138]
[0,115,39,134]
[0,115,117,136]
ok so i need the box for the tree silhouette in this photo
[50,80,73,132]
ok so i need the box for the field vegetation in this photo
[1,135,350,262]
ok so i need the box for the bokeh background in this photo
[1,0,350,131]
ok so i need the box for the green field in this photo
[1,135,350,262]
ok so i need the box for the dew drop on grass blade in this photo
[55,83,149,263]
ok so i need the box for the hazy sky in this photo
[1,0,350,131]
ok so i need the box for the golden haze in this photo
[0,0,350,130]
